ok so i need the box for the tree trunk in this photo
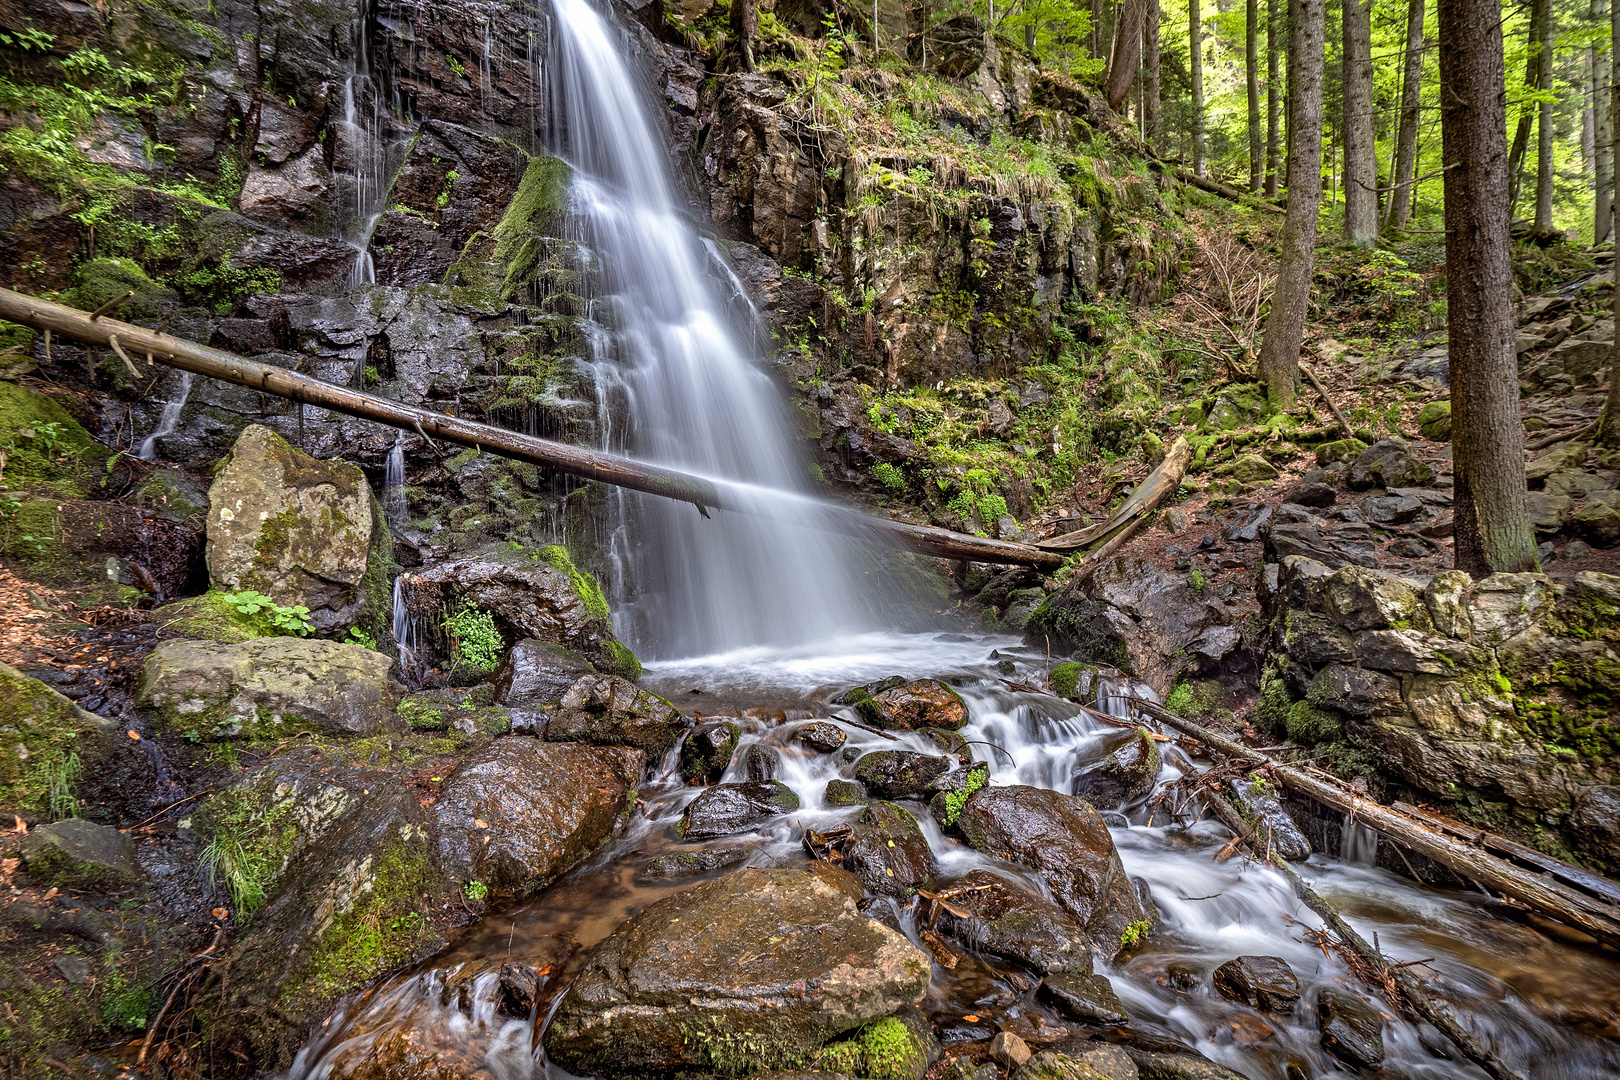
[1507,0,1548,213]
[1596,0,1614,244]
[1106,0,1145,110]
[1533,0,1556,235]
[1144,0,1162,147]
[1256,0,1324,408]
[1388,0,1425,228]
[1439,0,1537,574]
[1341,0,1377,245]
[1266,0,1281,195]
[1604,0,1620,447]
[1190,0,1206,176]
[730,0,757,70]
[1247,0,1262,191]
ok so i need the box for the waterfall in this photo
[392,576,418,674]
[1342,814,1379,866]
[336,0,395,287]
[546,0,897,658]
[136,370,193,461]
[383,441,407,527]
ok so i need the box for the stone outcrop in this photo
[20,818,142,891]
[933,869,1094,975]
[546,674,689,758]
[542,866,932,1078]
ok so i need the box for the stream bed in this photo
[279,633,1620,1080]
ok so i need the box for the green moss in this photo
[939,768,986,827]
[538,544,611,622]
[196,788,301,917]
[1048,661,1095,702]
[0,382,108,497]
[680,1017,815,1075]
[1119,918,1151,949]
[814,1016,928,1080]
[1284,700,1344,744]
[395,696,446,731]
[0,661,112,816]
[604,640,643,680]
[1252,662,1294,738]
[1164,679,1221,719]
[150,590,266,643]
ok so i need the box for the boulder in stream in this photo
[542,866,932,1077]
[794,721,847,752]
[843,801,938,898]
[1036,973,1129,1024]
[853,750,952,799]
[1226,780,1311,862]
[1070,728,1162,807]
[954,785,1147,954]
[1211,955,1300,1013]
[933,869,1093,975]
[849,679,969,731]
[1316,989,1386,1067]
[548,674,690,758]
[679,780,801,838]
[682,720,741,782]
[741,743,782,781]
[642,846,751,877]
[434,738,643,897]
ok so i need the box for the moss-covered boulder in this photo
[842,801,937,898]
[815,1009,939,1080]
[19,818,142,891]
[0,661,123,817]
[852,750,952,800]
[410,543,640,678]
[200,747,447,1068]
[1417,400,1452,441]
[0,381,109,497]
[136,637,398,740]
[433,738,643,897]
[542,866,932,1078]
[682,719,742,782]
[206,425,377,632]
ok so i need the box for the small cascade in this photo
[1342,814,1380,866]
[334,0,405,287]
[383,440,408,527]
[136,370,193,461]
[392,575,418,676]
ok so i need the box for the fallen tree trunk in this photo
[0,288,1065,571]
[1200,785,1525,1080]
[1169,167,1286,213]
[1039,436,1192,551]
[1134,697,1620,950]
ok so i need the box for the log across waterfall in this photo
[0,287,1065,571]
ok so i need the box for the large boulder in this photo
[137,637,397,739]
[434,739,643,897]
[843,801,938,898]
[954,786,1146,953]
[409,545,640,677]
[1346,437,1434,489]
[682,720,742,783]
[1070,729,1162,807]
[680,781,801,838]
[542,866,932,1077]
[546,675,689,758]
[20,818,142,890]
[933,869,1093,975]
[0,662,127,818]
[853,751,953,800]
[491,639,597,706]
[206,425,378,632]
[848,679,969,731]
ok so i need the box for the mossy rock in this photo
[1218,453,1280,484]
[815,1011,939,1080]
[20,817,142,891]
[1417,400,1452,441]
[1200,383,1268,432]
[64,257,179,326]
[0,381,109,497]
[1315,438,1370,466]
[1048,661,1098,703]
[0,661,123,817]
[150,591,266,643]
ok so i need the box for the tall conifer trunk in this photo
[1388,0,1425,228]
[1342,0,1377,246]
[1191,0,1206,176]
[1266,0,1282,195]
[1247,0,1263,191]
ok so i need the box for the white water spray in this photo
[383,441,407,528]
[392,575,417,674]
[136,370,193,461]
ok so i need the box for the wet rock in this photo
[492,640,597,706]
[548,675,689,758]
[933,869,1093,974]
[1211,955,1300,1012]
[954,785,1146,949]
[1545,469,1610,501]
[1120,1050,1250,1080]
[1281,480,1338,508]
[1264,520,1381,570]
[1569,785,1620,862]
[435,739,642,897]
[1227,780,1311,861]
[542,867,932,1077]
[238,147,331,230]
[853,750,952,799]
[205,424,377,632]
[1525,442,1588,486]
[794,721,847,752]
[1036,973,1129,1024]
[1,662,127,818]
[1323,566,1429,632]
[54,956,92,985]
[741,743,783,781]
[844,801,938,898]
[1317,989,1385,1067]
[137,637,396,739]
[643,846,750,877]
[1224,505,1273,542]
[1573,490,1620,545]
[851,679,969,731]
[1220,454,1279,485]
[20,818,142,891]
[496,961,544,1020]
[1022,1047,1136,1080]
[1305,663,1404,718]
[1347,437,1434,489]
[679,781,801,838]
[410,545,639,678]
[1417,400,1452,440]
[990,1032,1033,1069]
[683,721,742,782]
[1466,573,1554,645]
[825,779,868,806]
[1070,728,1162,807]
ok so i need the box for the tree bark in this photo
[1190,0,1206,176]
[730,0,758,70]
[1439,0,1537,574]
[1266,0,1281,195]
[1105,0,1145,110]
[1341,0,1377,245]
[1144,0,1162,147]
[1247,0,1263,191]
[1256,0,1324,409]
[1388,0,1425,228]
[1595,0,1614,244]
[1606,0,1620,447]
[1507,0,1548,213]
[1533,0,1556,235]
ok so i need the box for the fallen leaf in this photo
[474,819,489,829]
[127,730,141,740]
[42,887,58,901]
[211,907,229,920]
[963,1015,980,1023]
[11,816,25,834]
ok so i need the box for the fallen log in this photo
[1200,786,1525,1080]
[1168,167,1285,214]
[1298,359,1355,440]
[1039,436,1192,551]
[0,287,1064,571]
[1133,697,1620,950]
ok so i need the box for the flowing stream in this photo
[283,0,1620,1077]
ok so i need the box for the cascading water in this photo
[392,575,418,674]
[334,0,405,287]
[544,0,901,657]
[136,369,193,461]
[383,440,408,528]
[1341,815,1379,866]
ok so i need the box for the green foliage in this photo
[218,590,313,637]
[40,749,81,821]
[445,54,468,78]
[870,462,906,489]
[443,605,503,674]
[538,544,613,623]
[98,969,152,1031]
[1119,918,1150,949]
[172,265,281,315]
[463,879,489,902]
[940,768,986,826]
[345,626,379,649]
[200,830,269,916]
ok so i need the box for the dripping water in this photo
[136,370,193,461]
[392,575,417,675]
[383,440,408,528]
[1342,814,1380,866]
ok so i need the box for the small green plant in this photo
[100,968,152,1030]
[41,749,81,821]
[0,25,56,50]
[436,170,459,210]
[1119,918,1151,949]
[464,879,489,902]
[870,462,905,489]
[445,53,468,78]
[1188,568,1206,594]
[939,769,987,827]
[200,832,267,916]
[443,604,502,673]
[345,626,378,649]
[219,590,313,636]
